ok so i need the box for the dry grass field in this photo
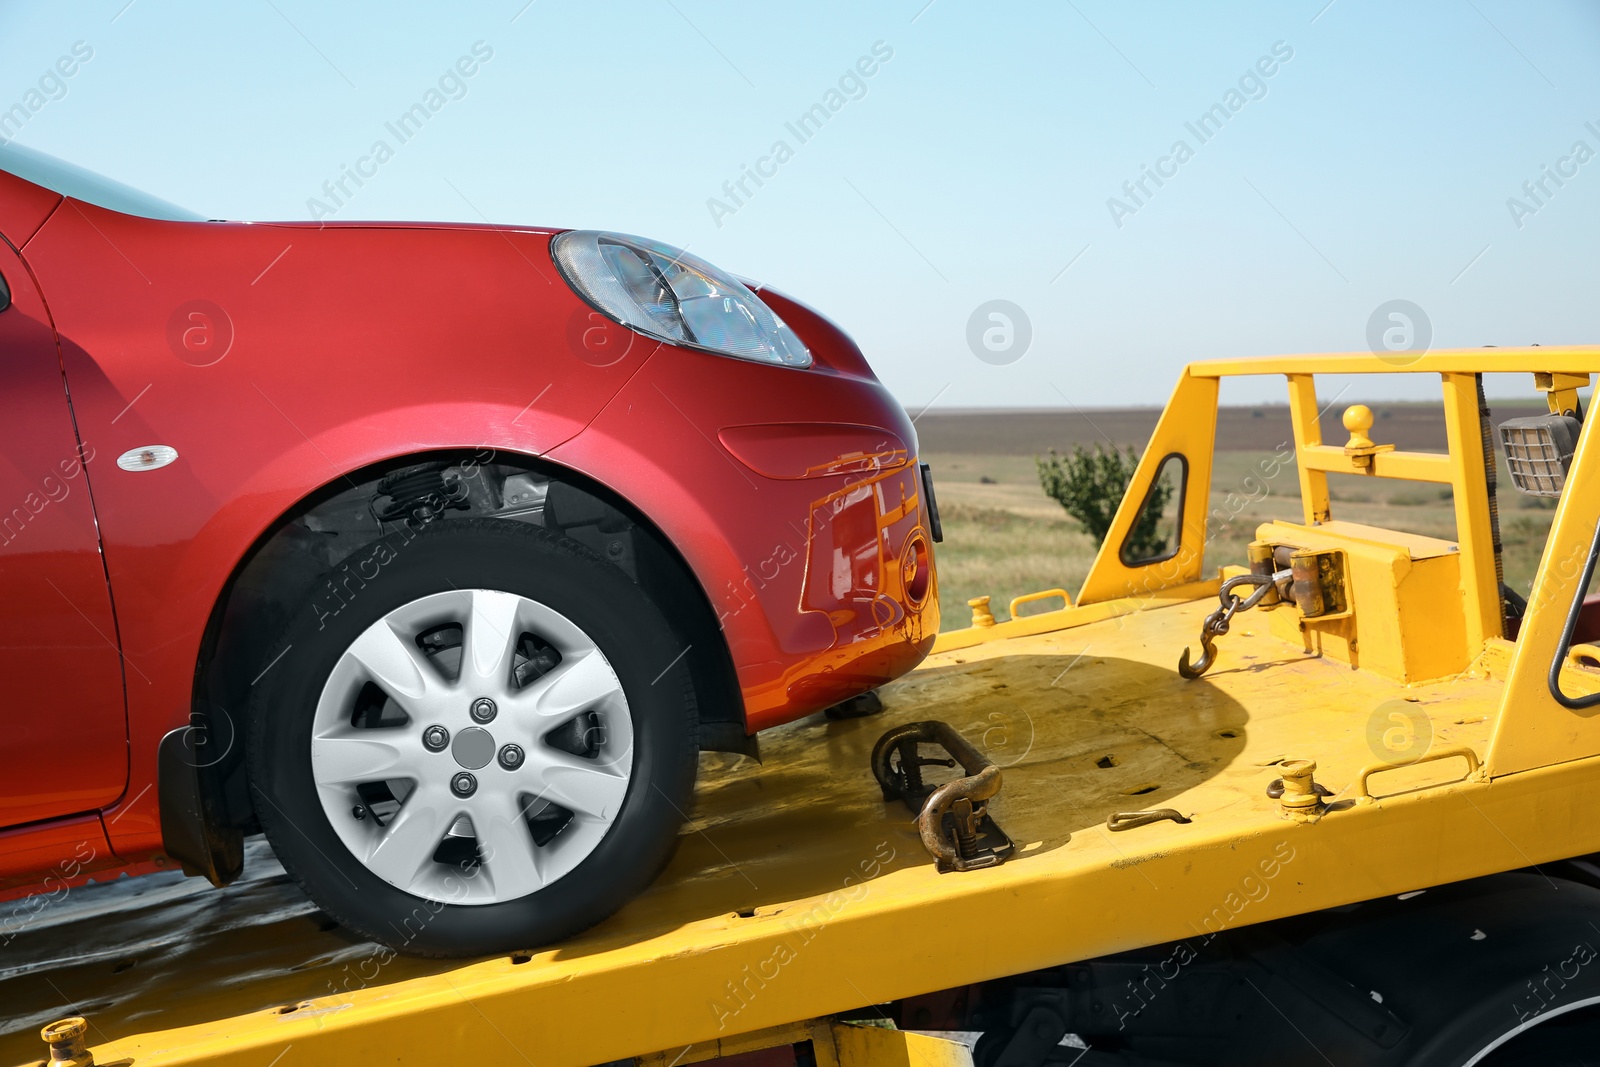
[920,402,1559,629]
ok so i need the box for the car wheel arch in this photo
[175,447,748,864]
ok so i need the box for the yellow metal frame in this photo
[1076,371,1219,605]
[940,346,1600,778]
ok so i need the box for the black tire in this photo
[246,517,698,957]
[1453,1003,1600,1067]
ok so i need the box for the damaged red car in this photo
[0,142,940,955]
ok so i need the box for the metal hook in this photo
[1107,808,1193,832]
[1178,568,1290,680]
[1178,629,1218,679]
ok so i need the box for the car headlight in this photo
[551,230,813,368]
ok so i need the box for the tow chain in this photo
[1178,569,1292,679]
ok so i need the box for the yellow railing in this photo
[942,348,1600,781]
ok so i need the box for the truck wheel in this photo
[1459,1002,1600,1066]
[247,517,698,957]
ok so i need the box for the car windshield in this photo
[0,140,205,222]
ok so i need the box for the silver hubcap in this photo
[310,589,633,905]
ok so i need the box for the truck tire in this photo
[247,517,698,957]
[957,871,1600,1066]
[1443,1001,1600,1066]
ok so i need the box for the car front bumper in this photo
[546,301,939,732]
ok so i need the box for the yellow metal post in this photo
[637,1022,973,1067]
[1439,373,1503,649]
[1285,374,1331,525]
[636,1022,819,1067]
[831,1026,974,1067]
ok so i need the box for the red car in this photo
[0,143,940,956]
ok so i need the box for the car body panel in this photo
[0,169,62,249]
[547,325,938,731]
[717,422,910,480]
[0,815,110,890]
[0,236,128,828]
[17,205,647,857]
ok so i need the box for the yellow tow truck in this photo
[7,350,1600,1067]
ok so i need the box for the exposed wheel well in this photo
[188,448,748,838]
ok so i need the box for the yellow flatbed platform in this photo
[8,592,1598,1067]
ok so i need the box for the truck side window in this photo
[1549,517,1600,709]
[1120,453,1186,567]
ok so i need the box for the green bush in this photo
[1036,444,1172,559]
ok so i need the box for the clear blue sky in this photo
[2,1,1597,409]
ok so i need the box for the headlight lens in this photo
[551,230,812,368]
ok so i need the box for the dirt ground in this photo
[915,399,1548,456]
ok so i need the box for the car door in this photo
[0,238,129,828]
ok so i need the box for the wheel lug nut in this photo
[450,772,477,798]
[470,697,497,724]
[498,744,525,770]
[423,725,450,752]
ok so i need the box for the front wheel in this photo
[247,518,698,957]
